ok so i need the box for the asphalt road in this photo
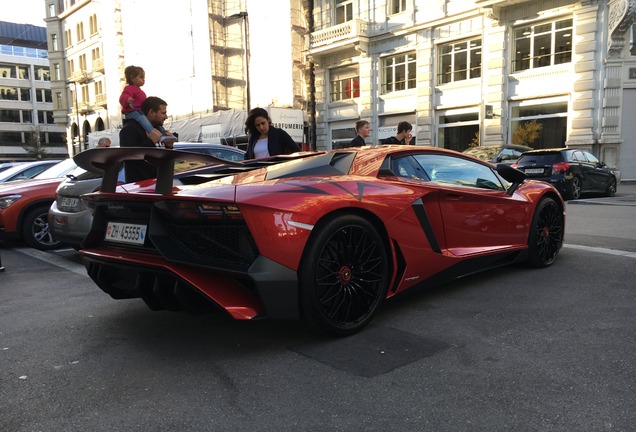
[1,185,635,432]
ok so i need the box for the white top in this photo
[254,138,269,158]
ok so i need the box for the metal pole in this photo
[243,12,251,112]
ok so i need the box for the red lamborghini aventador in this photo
[74,145,565,336]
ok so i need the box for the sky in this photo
[3,0,47,26]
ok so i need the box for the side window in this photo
[572,151,586,162]
[392,156,429,180]
[584,152,599,164]
[412,154,505,191]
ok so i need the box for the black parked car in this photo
[513,148,617,200]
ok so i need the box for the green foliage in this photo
[22,127,48,160]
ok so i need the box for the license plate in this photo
[105,222,147,245]
[524,168,544,174]
[60,197,79,207]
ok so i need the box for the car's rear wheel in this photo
[605,177,617,197]
[22,205,61,251]
[527,197,563,268]
[569,176,582,200]
[299,214,389,337]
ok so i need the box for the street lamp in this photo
[227,11,251,112]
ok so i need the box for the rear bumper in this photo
[81,247,300,320]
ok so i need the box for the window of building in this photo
[36,89,53,103]
[76,22,85,43]
[78,54,87,72]
[67,59,74,76]
[34,66,50,81]
[54,63,61,80]
[0,64,15,78]
[55,91,62,109]
[381,52,416,94]
[509,98,568,149]
[48,132,66,145]
[389,0,407,15]
[18,66,29,79]
[51,34,58,51]
[38,111,55,124]
[0,131,22,144]
[0,109,21,123]
[65,29,72,47]
[438,38,481,84]
[89,14,98,35]
[48,3,55,17]
[335,0,353,24]
[91,47,100,61]
[329,65,359,102]
[81,85,89,103]
[22,110,33,123]
[20,88,31,101]
[0,86,18,100]
[437,108,479,152]
[513,18,572,72]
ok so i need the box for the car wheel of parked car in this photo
[299,214,389,336]
[569,177,582,200]
[606,177,617,197]
[22,205,61,250]
[527,196,564,268]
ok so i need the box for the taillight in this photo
[552,162,570,173]
[511,163,518,168]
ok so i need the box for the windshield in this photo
[34,158,77,179]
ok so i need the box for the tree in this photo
[512,120,542,146]
[23,126,48,160]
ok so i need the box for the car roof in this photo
[0,160,60,182]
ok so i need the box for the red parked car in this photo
[74,146,566,336]
[0,158,77,250]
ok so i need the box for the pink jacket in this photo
[119,85,147,113]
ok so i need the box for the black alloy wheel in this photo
[22,205,61,251]
[299,214,389,336]
[527,196,564,268]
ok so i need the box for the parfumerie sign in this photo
[268,107,304,143]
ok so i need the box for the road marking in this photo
[564,244,636,259]
[13,247,89,277]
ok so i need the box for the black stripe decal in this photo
[411,198,441,254]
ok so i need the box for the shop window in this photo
[510,99,568,148]
[437,109,479,152]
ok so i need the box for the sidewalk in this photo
[568,180,636,206]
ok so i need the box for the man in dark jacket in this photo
[381,121,413,144]
[119,96,176,182]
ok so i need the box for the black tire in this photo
[569,177,582,200]
[22,205,61,251]
[527,197,564,268]
[605,177,617,197]
[299,214,389,337]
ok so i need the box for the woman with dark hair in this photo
[244,107,300,159]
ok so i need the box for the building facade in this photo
[0,21,67,161]
[306,0,636,181]
[44,0,308,153]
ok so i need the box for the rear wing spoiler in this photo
[73,147,243,194]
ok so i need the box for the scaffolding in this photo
[209,0,248,111]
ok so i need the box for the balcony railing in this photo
[92,58,104,72]
[95,93,107,106]
[71,70,90,82]
[309,19,368,54]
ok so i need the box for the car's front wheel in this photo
[299,214,389,337]
[527,196,564,268]
[22,205,61,250]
